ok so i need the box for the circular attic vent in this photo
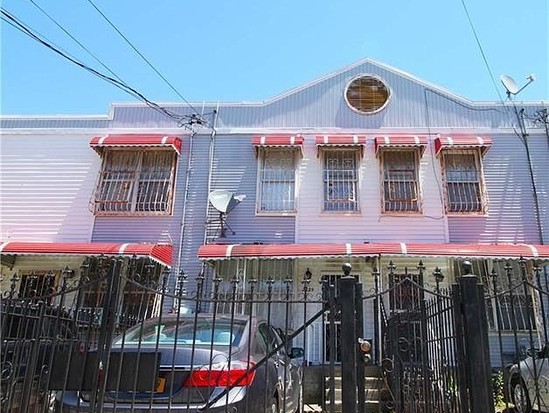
[345,75,390,114]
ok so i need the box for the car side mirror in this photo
[289,347,304,359]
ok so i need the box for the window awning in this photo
[0,242,172,267]
[375,136,428,155]
[316,135,367,157]
[316,135,367,147]
[90,134,183,155]
[252,135,304,147]
[198,242,549,261]
[435,135,492,156]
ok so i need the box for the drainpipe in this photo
[174,107,219,311]
[516,107,545,245]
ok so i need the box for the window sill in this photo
[446,212,487,217]
[381,211,423,216]
[320,211,362,216]
[255,211,297,217]
[94,212,173,217]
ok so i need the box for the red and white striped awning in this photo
[252,135,304,148]
[316,135,367,147]
[375,136,428,155]
[198,242,549,261]
[435,135,492,156]
[316,135,367,157]
[90,134,183,155]
[0,242,173,267]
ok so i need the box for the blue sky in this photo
[1,0,547,115]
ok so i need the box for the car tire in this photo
[513,380,531,413]
[295,385,303,413]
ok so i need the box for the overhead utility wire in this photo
[83,0,201,115]
[459,0,505,103]
[0,8,193,125]
[26,0,124,84]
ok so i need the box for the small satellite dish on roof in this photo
[500,74,535,98]
[208,190,246,237]
[500,75,520,96]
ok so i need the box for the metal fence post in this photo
[457,262,495,413]
[340,263,357,413]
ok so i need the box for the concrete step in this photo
[322,400,391,413]
[323,369,393,412]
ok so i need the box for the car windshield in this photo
[113,317,246,347]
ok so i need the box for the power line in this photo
[83,0,200,114]
[26,0,124,84]
[459,0,506,103]
[1,7,204,129]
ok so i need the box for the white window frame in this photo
[256,147,298,214]
[93,148,177,215]
[322,148,360,213]
[380,149,421,213]
[441,149,487,214]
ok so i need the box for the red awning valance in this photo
[316,135,367,146]
[252,135,304,147]
[90,134,183,155]
[0,242,172,267]
[375,136,428,155]
[198,242,549,261]
[435,135,492,156]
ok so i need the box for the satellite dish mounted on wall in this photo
[208,190,246,237]
[500,74,535,99]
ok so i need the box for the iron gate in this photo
[2,257,548,413]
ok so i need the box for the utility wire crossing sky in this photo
[1,0,547,115]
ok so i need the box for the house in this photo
[1,58,548,367]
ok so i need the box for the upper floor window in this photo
[345,75,390,114]
[93,149,177,215]
[257,147,298,213]
[323,149,359,212]
[441,149,485,213]
[381,149,421,213]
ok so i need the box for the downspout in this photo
[201,104,220,274]
[516,107,545,245]
[175,129,197,275]
[174,106,219,310]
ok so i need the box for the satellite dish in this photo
[208,190,246,237]
[500,75,520,95]
[500,74,535,98]
[209,190,246,214]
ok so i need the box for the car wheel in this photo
[513,380,531,413]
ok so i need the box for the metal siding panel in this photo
[296,137,447,244]
[0,133,97,242]
[91,140,190,247]
[0,118,109,129]
[448,134,543,243]
[207,135,295,245]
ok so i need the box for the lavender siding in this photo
[447,132,547,244]
[0,133,98,242]
[296,137,448,244]
[207,134,296,245]
[91,136,190,247]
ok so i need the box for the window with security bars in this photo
[323,149,359,212]
[442,150,485,213]
[453,259,534,331]
[381,150,420,212]
[389,272,423,312]
[93,149,176,215]
[258,148,297,213]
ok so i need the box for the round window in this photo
[345,75,390,114]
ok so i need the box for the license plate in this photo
[155,377,166,393]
